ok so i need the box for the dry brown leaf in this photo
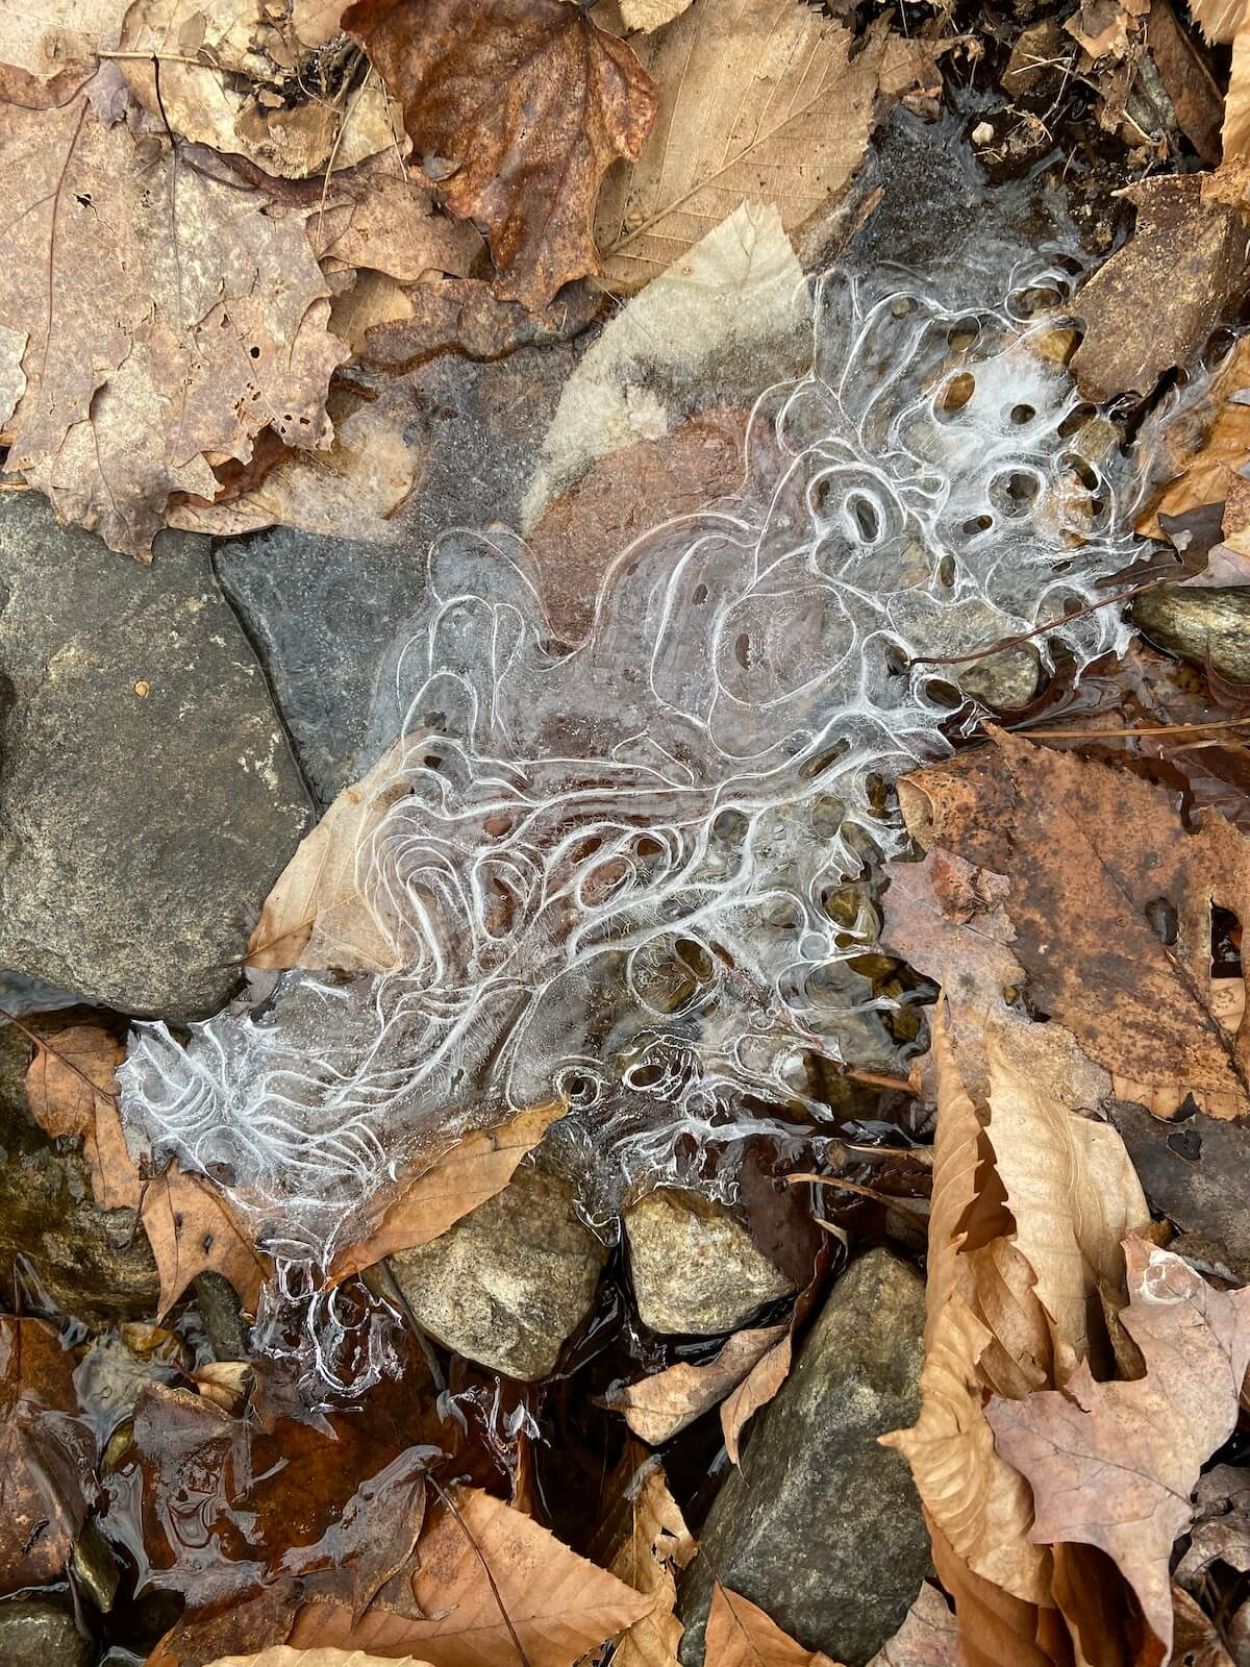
[594,1448,697,1667]
[602,1323,789,1445]
[209,1653,433,1667]
[1145,0,1224,166]
[705,1584,837,1667]
[525,409,748,645]
[357,276,603,373]
[118,0,401,178]
[595,4,940,291]
[619,0,695,31]
[287,1485,651,1667]
[0,97,347,559]
[0,1316,95,1595]
[309,166,484,284]
[22,1019,139,1207]
[328,1101,567,1281]
[988,1238,1250,1658]
[141,1164,269,1317]
[1071,175,1250,403]
[1192,0,1248,38]
[720,1330,792,1466]
[868,1584,958,1667]
[344,0,658,309]
[247,740,414,973]
[0,0,124,104]
[1138,338,1250,538]
[1171,1586,1239,1667]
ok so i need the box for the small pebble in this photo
[971,120,995,145]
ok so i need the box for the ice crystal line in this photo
[120,263,1146,1258]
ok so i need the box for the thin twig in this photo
[98,49,209,64]
[1012,716,1250,743]
[843,1067,915,1094]
[909,575,1166,667]
[0,1004,119,1102]
[788,1172,930,1225]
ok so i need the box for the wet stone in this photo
[625,1190,795,1336]
[0,495,313,1021]
[679,1249,929,1667]
[0,1598,91,1667]
[1132,584,1250,685]
[0,1027,160,1324]
[388,1161,608,1382]
[215,344,585,807]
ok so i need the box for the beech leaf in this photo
[987,1238,1250,1657]
[343,0,658,310]
[602,1324,789,1446]
[705,1584,837,1667]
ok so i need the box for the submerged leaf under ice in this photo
[120,261,1163,1267]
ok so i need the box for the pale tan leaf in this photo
[866,1583,957,1667]
[988,1239,1250,1658]
[1224,31,1250,167]
[1191,0,1247,42]
[720,1330,791,1465]
[1139,338,1250,537]
[595,3,941,291]
[0,0,123,102]
[597,1449,697,1667]
[247,741,415,973]
[328,1101,567,1280]
[705,1585,837,1667]
[603,1323,789,1445]
[286,1487,651,1667]
[618,0,694,31]
[208,1649,434,1666]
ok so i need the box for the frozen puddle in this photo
[120,257,1155,1312]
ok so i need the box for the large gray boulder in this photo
[0,496,313,1020]
[679,1249,929,1667]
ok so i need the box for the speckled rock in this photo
[389,1161,608,1381]
[679,1249,928,1667]
[625,1190,795,1335]
[1132,585,1250,684]
[0,495,313,1020]
[0,1598,90,1667]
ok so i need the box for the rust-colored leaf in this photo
[140,1164,270,1318]
[286,1486,651,1667]
[0,1316,94,1595]
[343,0,658,310]
[987,1238,1250,1659]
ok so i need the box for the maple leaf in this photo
[0,96,347,558]
[286,1485,651,1667]
[987,1238,1250,1658]
[0,1317,94,1595]
[343,0,658,311]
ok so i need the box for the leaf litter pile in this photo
[12,0,1250,1665]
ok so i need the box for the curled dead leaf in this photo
[602,1323,789,1446]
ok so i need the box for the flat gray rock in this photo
[626,1190,795,1336]
[0,496,313,1020]
[679,1249,929,1667]
[389,1161,608,1382]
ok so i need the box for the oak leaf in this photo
[595,3,942,291]
[0,1316,95,1595]
[343,0,658,310]
[602,1323,789,1446]
[705,1585,837,1667]
[328,1100,567,1280]
[286,1485,652,1667]
[0,96,348,558]
[987,1238,1250,1658]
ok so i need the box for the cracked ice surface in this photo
[120,262,1149,1258]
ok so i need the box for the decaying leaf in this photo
[0,96,348,558]
[869,1584,958,1667]
[1071,175,1250,403]
[247,740,414,973]
[1139,338,1250,540]
[523,202,808,527]
[286,1486,652,1667]
[602,1323,789,1446]
[118,0,401,178]
[705,1584,836,1667]
[329,1101,567,1280]
[1145,0,1223,166]
[592,1447,697,1667]
[344,0,658,309]
[0,1316,95,1595]
[895,731,1250,1119]
[595,2,942,291]
[208,1652,433,1667]
[987,1238,1250,1657]
[0,0,124,104]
